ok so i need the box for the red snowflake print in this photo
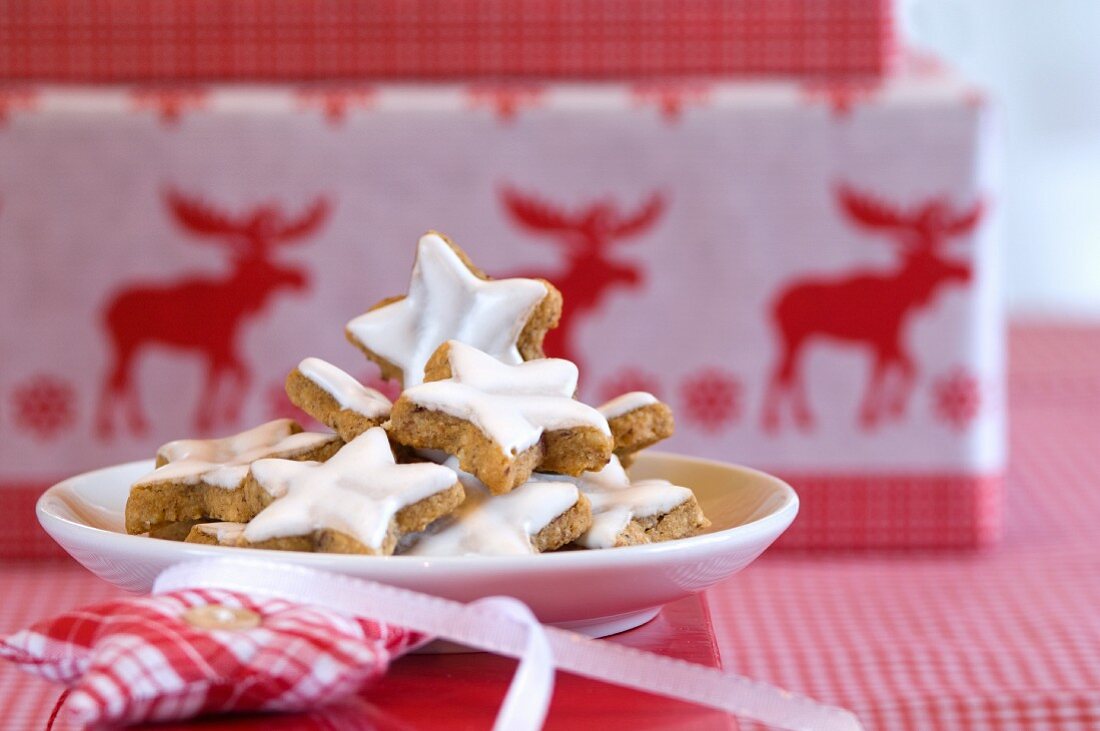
[932,368,981,431]
[597,368,663,404]
[265,379,328,431]
[467,84,545,124]
[801,81,881,119]
[11,374,77,441]
[296,85,376,126]
[360,369,402,403]
[0,86,38,127]
[679,369,741,433]
[131,86,209,126]
[632,83,711,124]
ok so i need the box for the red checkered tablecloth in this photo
[710,325,1100,729]
[2,324,1099,730]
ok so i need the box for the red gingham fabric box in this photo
[0,0,894,81]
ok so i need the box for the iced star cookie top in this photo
[598,391,660,419]
[408,458,581,556]
[402,341,610,454]
[297,357,391,419]
[441,337,578,396]
[346,232,550,386]
[543,456,693,549]
[244,427,459,550]
[137,419,337,489]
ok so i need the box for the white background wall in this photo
[901,0,1100,318]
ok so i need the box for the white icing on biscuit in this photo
[157,418,297,464]
[402,341,610,454]
[445,338,578,396]
[539,456,692,549]
[136,420,337,489]
[598,391,659,420]
[346,232,549,386]
[298,357,391,418]
[244,427,459,550]
[193,522,245,545]
[407,458,580,556]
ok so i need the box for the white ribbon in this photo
[471,597,554,731]
[155,558,863,731]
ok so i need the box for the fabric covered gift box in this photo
[0,0,894,81]
[0,59,1001,555]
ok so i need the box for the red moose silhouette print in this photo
[96,190,330,438]
[762,184,983,433]
[500,187,666,372]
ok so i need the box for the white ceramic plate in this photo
[37,452,797,638]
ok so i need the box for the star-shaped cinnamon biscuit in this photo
[543,456,709,549]
[345,231,561,386]
[387,341,613,493]
[404,457,591,556]
[126,419,342,534]
[286,357,392,442]
[242,427,464,555]
[597,391,675,466]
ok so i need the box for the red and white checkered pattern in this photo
[0,0,894,81]
[777,472,1003,549]
[0,588,422,726]
[0,482,60,559]
[709,324,1100,730]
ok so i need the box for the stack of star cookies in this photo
[125,231,709,555]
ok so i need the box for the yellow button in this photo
[183,604,262,631]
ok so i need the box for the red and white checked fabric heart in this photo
[0,588,423,726]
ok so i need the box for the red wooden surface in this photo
[365,595,732,731]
